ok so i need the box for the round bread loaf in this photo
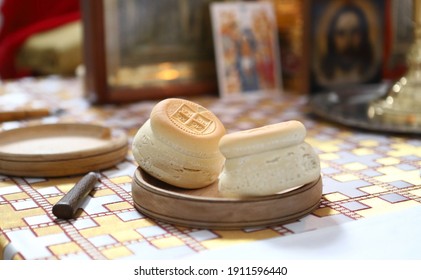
[132,98,226,189]
[218,121,320,197]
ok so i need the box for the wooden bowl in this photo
[0,123,128,177]
[132,168,323,229]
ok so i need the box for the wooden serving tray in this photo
[0,123,128,177]
[132,168,323,230]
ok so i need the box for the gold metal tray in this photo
[308,83,421,135]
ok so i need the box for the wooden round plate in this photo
[0,123,128,177]
[132,168,323,229]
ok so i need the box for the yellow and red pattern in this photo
[0,77,420,259]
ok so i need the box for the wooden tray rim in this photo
[0,145,128,177]
[133,199,321,229]
[132,168,323,229]
[0,123,128,162]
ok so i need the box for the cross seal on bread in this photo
[170,103,213,134]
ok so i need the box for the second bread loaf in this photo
[218,120,320,196]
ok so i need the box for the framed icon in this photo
[80,0,219,103]
[210,1,282,98]
[309,0,385,92]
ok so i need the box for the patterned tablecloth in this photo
[0,77,420,260]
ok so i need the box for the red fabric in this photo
[0,0,80,79]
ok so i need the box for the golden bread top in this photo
[150,98,225,155]
[219,120,306,158]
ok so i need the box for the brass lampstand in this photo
[368,0,421,127]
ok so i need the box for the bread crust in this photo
[219,120,306,158]
[150,98,226,158]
